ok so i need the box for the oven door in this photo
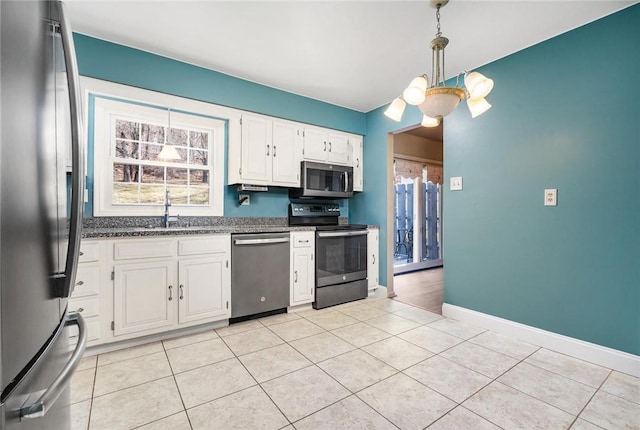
[315,230,368,287]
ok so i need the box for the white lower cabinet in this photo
[110,235,231,341]
[290,232,315,306]
[69,240,106,346]
[178,256,230,325]
[368,228,379,288]
[113,260,176,336]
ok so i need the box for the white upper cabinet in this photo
[272,120,303,186]
[229,113,302,187]
[303,126,351,165]
[351,135,363,192]
[240,114,273,183]
[228,111,363,187]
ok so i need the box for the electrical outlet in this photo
[450,176,463,191]
[239,194,250,205]
[544,189,557,206]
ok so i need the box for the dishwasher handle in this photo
[234,237,290,245]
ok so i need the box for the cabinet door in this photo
[367,228,379,288]
[113,260,176,336]
[240,114,272,182]
[178,255,230,325]
[303,126,328,162]
[291,248,315,305]
[272,120,302,186]
[351,135,363,192]
[326,132,351,165]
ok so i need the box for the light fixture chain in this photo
[436,4,441,37]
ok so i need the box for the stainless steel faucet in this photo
[163,190,179,228]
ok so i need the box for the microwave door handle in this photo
[58,0,85,298]
[344,171,349,192]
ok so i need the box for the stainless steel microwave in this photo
[289,161,354,198]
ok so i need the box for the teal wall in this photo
[357,5,640,355]
[74,34,364,217]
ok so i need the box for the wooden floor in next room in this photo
[392,267,444,314]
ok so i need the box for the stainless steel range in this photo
[289,203,368,309]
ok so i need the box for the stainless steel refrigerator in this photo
[1,1,86,429]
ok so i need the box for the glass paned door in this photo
[393,159,443,274]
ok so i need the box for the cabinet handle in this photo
[328,142,332,152]
[356,158,360,168]
[266,144,270,156]
[294,270,298,283]
[323,141,326,152]
[372,254,376,264]
[179,284,184,300]
[76,280,84,286]
[273,145,277,157]
[168,285,173,301]
[79,251,84,256]
[299,239,309,244]
[76,307,84,313]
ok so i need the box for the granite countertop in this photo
[82,224,315,239]
[81,216,324,239]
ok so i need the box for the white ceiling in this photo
[65,0,635,113]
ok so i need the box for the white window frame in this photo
[81,77,241,217]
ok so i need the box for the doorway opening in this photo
[391,124,443,275]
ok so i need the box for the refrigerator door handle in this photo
[57,0,85,298]
[20,313,88,420]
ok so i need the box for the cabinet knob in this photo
[76,280,84,286]
[76,307,84,313]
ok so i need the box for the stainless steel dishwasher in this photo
[231,232,290,320]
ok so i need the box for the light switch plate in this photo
[544,189,557,206]
[450,176,463,191]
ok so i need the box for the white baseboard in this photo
[442,304,640,377]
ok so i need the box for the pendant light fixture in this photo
[157,108,181,160]
[385,0,494,127]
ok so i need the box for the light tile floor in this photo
[71,296,640,430]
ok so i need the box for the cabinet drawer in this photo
[72,263,100,297]
[68,296,99,318]
[113,239,175,260]
[292,233,314,248]
[69,316,100,343]
[178,236,229,256]
[79,241,100,263]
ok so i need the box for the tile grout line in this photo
[161,339,194,430]
[566,368,613,429]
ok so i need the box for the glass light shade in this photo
[402,76,428,105]
[384,97,406,122]
[465,71,494,100]
[421,115,441,127]
[157,144,181,160]
[467,97,492,118]
[418,87,465,118]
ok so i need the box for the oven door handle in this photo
[317,230,368,238]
